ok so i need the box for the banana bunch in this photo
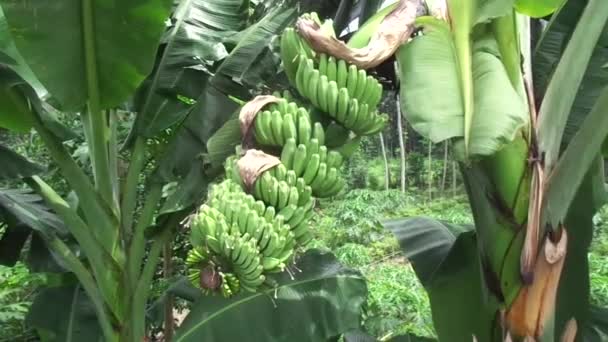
[294,55,387,135]
[279,13,388,136]
[185,11,390,299]
[281,137,345,197]
[253,98,325,147]
[252,97,346,198]
[186,178,304,296]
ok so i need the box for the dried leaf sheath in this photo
[296,0,424,69]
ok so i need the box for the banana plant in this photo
[0,0,378,341]
[388,0,608,340]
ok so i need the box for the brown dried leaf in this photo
[560,318,577,342]
[238,95,281,146]
[237,149,280,190]
[506,227,568,339]
[428,0,449,21]
[296,0,424,69]
[521,163,545,283]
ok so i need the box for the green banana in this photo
[318,53,328,76]
[307,70,321,107]
[286,170,297,186]
[282,113,297,142]
[286,186,299,207]
[326,150,344,169]
[336,88,349,123]
[310,163,328,191]
[320,167,339,194]
[297,111,312,145]
[277,181,290,209]
[318,146,328,164]
[257,110,274,145]
[270,110,285,145]
[318,75,330,112]
[295,55,308,94]
[327,56,337,82]
[347,65,359,95]
[327,81,339,116]
[354,69,368,99]
[312,122,325,146]
[337,59,348,88]
[306,138,320,157]
[281,138,297,169]
[303,154,321,184]
[344,99,360,128]
[292,144,308,176]
[278,204,297,222]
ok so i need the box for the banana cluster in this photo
[185,11,388,298]
[280,17,388,136]
[253,98,346,198]
[186,179,298,294]
[294,55,387,135]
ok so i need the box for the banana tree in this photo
[0,0,384,341]
[387,0,608,340]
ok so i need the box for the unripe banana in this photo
[336,88,349,123]
[286,170,297,186]
[347,64,359,95]
[306,138,320,157]
[327,56,337,82]
[354,69,368,99]
[277,181,290,209]
[270,110,285,145]
[282,113,297,142]
[307,70,321,107]
[303,154,321,184]
[310,163,328,191]
[344,99,360,128]
[312,122,325,146]
[337,59,348,88]
[318,75,330,112]
[292,144,308,176]
[327,81,339,116]
[326,150,344,169]
[297,111,312,145]
[318,146,328,164]
[281,138,297,169]
[318,53,328,76]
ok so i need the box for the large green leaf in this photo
[26,284,102,341]
[173,250,367,341]
[398,19,527,157]
[0,144,44,179]
[385,219,499,341]
[535,0,608,170]
[0,63,37,132]
[554,158,605,339]
[584,305,608,341]
[398,19,463,143]
[384,217,470,286]
[514,0,565,18]
[543,88,608,226]
[129,0,248,140]
[534,0,608,147]
[0,188,66,266]
[0,0,172,110]
[213,1,296,92]
[0,7,45,94]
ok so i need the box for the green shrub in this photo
[363,261,435,339]
[0,263,45,339]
